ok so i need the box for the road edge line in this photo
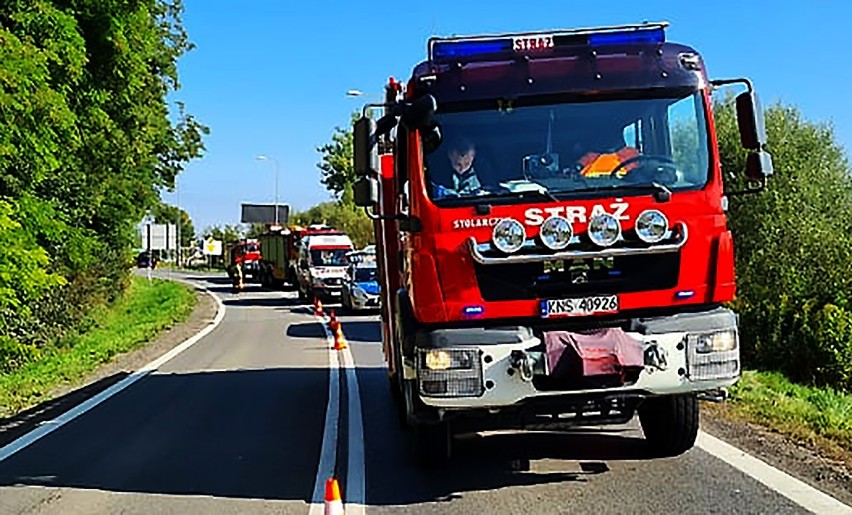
[0,279,226,464]
[309,316,341,515]
[697,430,852,514]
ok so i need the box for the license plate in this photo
[541,295,619,318]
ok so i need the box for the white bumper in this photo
[419,331,738,409]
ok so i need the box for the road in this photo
[0,272,844,514]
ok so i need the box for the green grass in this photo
[0,277,197,417]
[721,370,852,458]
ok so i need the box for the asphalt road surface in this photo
[0,272,846,514]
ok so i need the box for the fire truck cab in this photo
[353,23,772,466]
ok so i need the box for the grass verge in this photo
[0,277,196,418]
[710,370,852,463]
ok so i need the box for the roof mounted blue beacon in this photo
[428,22,668,63]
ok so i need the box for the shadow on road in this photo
[0,372,130,449]
[337,320,381,343]
[357,367,655,506]
[286,321,326,339]
[0,368,329,502]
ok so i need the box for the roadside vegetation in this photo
[0,2,206,376]
[712,97,852,453]
[0,277,196,417]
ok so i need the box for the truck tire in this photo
[638,393,699,457]
[412,421,451,467]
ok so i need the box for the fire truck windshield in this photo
[424,89,709,205]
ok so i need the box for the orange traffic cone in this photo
[328,309,339,332]
[314,297,324,317]
[324,477,344,515]
[333,324,347,351]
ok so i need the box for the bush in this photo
[716,99,852,389]
[0,336,41,374]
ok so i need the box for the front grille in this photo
[473,253,680,301]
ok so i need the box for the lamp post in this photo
[256,155,280,225]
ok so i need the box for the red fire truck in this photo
[353,23,772,465]
[226,239,262,286]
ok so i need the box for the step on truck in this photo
[352,22,773,466]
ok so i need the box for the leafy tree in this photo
[716,98,852,388]
[0,0,207,371]
[291,202,373,249]
[202,224,245,246]
[317,113,358,200]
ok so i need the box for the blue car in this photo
[341,264,380,312]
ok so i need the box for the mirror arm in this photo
[726,179,766,197]
[710,78,754,93]
[363,206,406,222]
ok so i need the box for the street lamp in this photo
[256,154,280,225]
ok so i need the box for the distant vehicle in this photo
[136,251,157,269]
[257,224,342,289]
[296,232,354,302]
[226,240,262,284]
[342,252,380,312]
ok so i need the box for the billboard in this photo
[241,203,290,224]
[141,223,177,251]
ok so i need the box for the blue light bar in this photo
[588,28,665,47]
[432,39,512,60]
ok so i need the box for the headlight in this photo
[587,213,621,247]
[635,209,669,244]
[418,348,483,397]
[691,330,738,354]
[539,216,573,250]
[492,218,526,254]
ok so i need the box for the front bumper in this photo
[414,307,739,409]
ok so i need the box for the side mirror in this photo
[421,123,443,155]
[354,117,378,177]
[400,94,437,131]
[735,91,767,151]
[746,150,773,182]
[353,176,379,207]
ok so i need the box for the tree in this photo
[0,1,207,370]
[291,202,373,249]
[317,113,358,200]
[202,225,245,246]
[715,98,852,388]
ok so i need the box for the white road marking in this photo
[309,318,341,515]
[697,431,852,514]
[0,277,227,464]
[341,347,366,515]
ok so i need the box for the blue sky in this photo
[162,1,851,232]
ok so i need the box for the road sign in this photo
[203,239,223,256]
[142,223,177,251]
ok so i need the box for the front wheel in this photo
[638,393,699,457]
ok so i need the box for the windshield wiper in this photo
[566,182,672,203]
[476,188,561,203]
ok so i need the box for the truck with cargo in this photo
[352,22,773,465]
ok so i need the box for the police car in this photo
[341,250,380,312]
